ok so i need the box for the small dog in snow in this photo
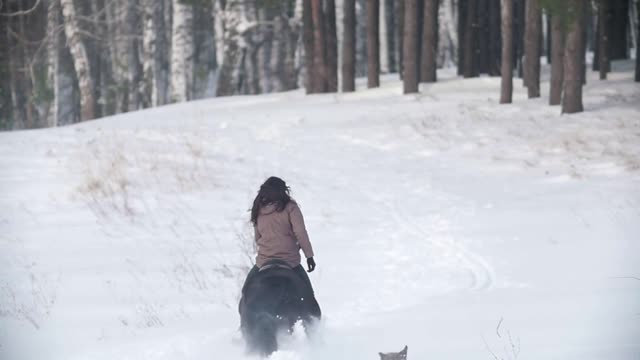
[379,345,408,360]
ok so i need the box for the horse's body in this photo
[239,261,321,355]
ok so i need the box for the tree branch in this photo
[0,0,42,17]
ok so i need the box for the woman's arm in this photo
[289,203,314,258]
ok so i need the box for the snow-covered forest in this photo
[1,0,639,130]
[1,1,639,360]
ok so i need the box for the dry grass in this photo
[73,129,218,220]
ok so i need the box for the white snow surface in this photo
[1,63,640,360]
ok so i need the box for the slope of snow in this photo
[1,63,639,360]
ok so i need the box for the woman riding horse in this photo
[239,177,321,354]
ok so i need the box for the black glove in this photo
[306,257,316,273]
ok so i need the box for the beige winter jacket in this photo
[254,201,314,268]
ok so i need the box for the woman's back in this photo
[255,201,313,268]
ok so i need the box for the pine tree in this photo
[562,0,585,114]
[500,0,514,104]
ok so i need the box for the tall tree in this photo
[213,0,226,68]
[61,0,96,121]
[608,0,629,60]
[47,0,70,126]
[636,0,640,82]
[325,0,338,92]
[384,0,398,73]
[477,0,490,74]
[457,0,468,76]
[342,0,356,92]
[105,0,127,114]
[356,0,368,78]
[311,0,327,92]
[545,12,551,64]
[398,0,405,78]
[367,0,380,88]
[242,2,260,96]
[302,0,315,93]
[500,0,513,104]
[271,1,300,92]
[463,0,477,77]
[488,0,502,76]
[380,0,389,73]
[549,12,564,105]
[216,0,246,96]
[420,0,438,82]
[170,0,194,102]
[562,0,585,114]
[193,0,217,98]
[513,0,525,78]
[524,0,541,98]
[597,0,609,80]
[403,0,419,93]
[126,0,143,111]
[150,0,169,106]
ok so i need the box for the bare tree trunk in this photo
[326,0,338,92]
[437,0,457,68]
[255,6,271,94]
[243,2,261,95]
[367,0,380,88]
[8,18,25,129]
[144,0,169,106]
[500,0,513,104]
[216,0,246,97]
[549,13,564,105]
[545,12,551,64]
[380,0,389,73]
[457,0,467,76]
[463,0,477,77]
[356,0,368,78]
[488,0,502,76]
[342,0,356,92]
[477,0,489,74]
[127,0,143,111]
[636,0,640,82]
[86,0,101,119]
[47,0,64,127]
[384,0,397,73]
[170,0,194,102]
[311,0,327,92]
[105,0,126,113]
[192,1,217,98]
[267,4,285,92]
[398,0,405,78]
[214,0,226,68]
[562,0,585,114]
[283,1,301,91]
[143,0,155,106]
[302,0,315,92]
[403,0,419,93]
[597,0,609,80]
[580,3,588,85]
[608,0,629,60]
[61,0,96,121]
[90,0,109,117]
[514,0,525,78]
[524,0,541,98]
[420,0,438,82]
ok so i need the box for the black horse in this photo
[239,260,321,356]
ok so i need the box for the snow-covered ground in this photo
[1,62,639,360]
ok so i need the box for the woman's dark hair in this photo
[250,176,291,225]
